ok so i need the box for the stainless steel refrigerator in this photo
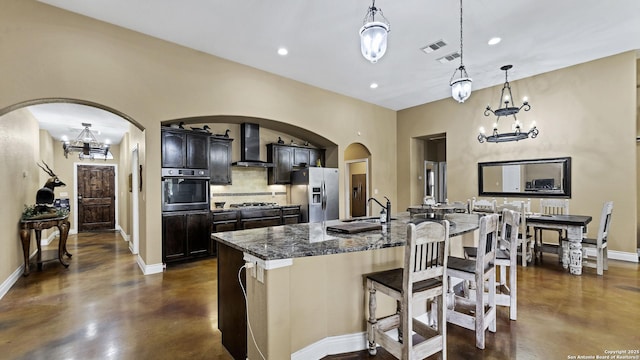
[424,161,447,203]
[291,167,339,223]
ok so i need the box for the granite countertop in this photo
[212,212,479,261]
[210,204,301,212]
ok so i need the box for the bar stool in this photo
[464,209,520,320]
[447,213,499,349]
[364,220,450,359]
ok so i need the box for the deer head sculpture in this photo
[36,161,66,207]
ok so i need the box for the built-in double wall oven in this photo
[161,168,210,212]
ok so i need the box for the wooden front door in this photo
[77,165,116,232]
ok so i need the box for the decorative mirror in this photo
[478,157,571,198]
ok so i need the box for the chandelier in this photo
[62,123,112,160]
[478,65,538,143]
[359,0,390,63]
[449,0,472,103]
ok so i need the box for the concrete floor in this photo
[1,231,638,360]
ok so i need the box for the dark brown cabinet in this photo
[282,205,301,224]
[161,128,209,169]
[267,144,325,184]
[209,137,233,185]
[239,208,282,229]
[211,210,238,257]
[212,210,238,232]
[309,148,323,167]
[217,243,247,360]
[162,211,211,263]
[293,147,310,167]
[267,144,293,185]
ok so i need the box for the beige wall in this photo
[0,0,396,274]
[0,109,41,281]
[398,52,637,254]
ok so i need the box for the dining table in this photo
[525,214,592,275]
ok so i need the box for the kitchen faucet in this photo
[368,197,391,223]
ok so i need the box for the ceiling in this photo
[29,0,640,142]
[30,103,130,145]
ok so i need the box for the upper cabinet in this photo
[210,137,233,185]
[161,128,209,170]
[187,133,209,169]
[267,144,325,184]
[267,144,293,185]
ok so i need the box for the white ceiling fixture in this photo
[449,0,472,103]
[37,1,640,111]
[277,47,288,56]
[359,0,390,64]
[488,37,502,46]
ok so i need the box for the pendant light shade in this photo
[449,0,472,102]
[450,68,472,103]
[360,0,390,63]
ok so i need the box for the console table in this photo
[19,214,71,276]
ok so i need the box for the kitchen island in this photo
[212,212,479,360]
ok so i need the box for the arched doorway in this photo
[344,143,371,218]
[0,98,144,255]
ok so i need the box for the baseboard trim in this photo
[136,255,164,275]
[41,230,59,246]
[291,332,366,360]
[0,266,25,300]
[117,226,130,242]
[583,248,639,263]
[0,249,39,300]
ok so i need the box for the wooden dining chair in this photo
[503,198,531,213]
[365,220,450,359]
[464,209,520,320]
[470,197,497,214]
[447,213,499,349]
[535,199,569,262]
[574,201,613,275]
[501,201,533,266]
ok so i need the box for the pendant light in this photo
[360,0,390,63]
[449,0,472,103]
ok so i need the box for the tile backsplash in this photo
[210,167,288,209]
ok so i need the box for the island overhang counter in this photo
[212,212,479,360]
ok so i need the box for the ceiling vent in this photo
[436,52,461,64]
[420,40,447,54]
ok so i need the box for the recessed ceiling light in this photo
[370,83,379,89]
[488,37,501,45]
[277,47,288,56]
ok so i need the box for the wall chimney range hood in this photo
[232,123,275,168]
